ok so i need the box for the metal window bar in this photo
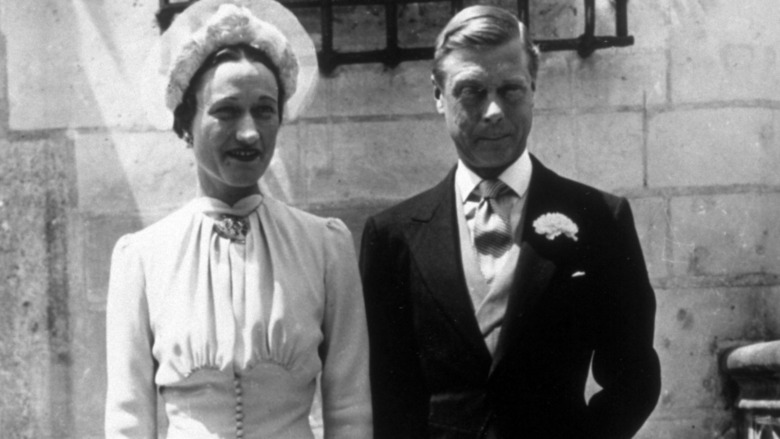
[156,0,634,73]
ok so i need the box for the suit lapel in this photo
[405,169,491,362]
[490,156,564,375]
[405,158,574,375]
[490,242,556,374]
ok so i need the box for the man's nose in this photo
[482,96,504,124]
[236,113,259,144]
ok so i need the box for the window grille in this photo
[156,0,634,73]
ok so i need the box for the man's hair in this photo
[432,5,540,87]
[173,44,286,139]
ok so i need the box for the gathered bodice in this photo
[105,195,372,439]
[148,195,323,383]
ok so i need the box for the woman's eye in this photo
[251,105,277,119]
[210,106,240,120]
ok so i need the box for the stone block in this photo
[532,0,579,40]
[303,61,435,119]
[669,0,780,103]
[529,111,644,191]
[763,286,780,339]
[653,288,775,416]
[0,137,76,437]
[648,108,780,187]
[331,4,390,53]
[569,48,667,108]
[645,287,780,438]
[629,197,669,282]
[571,112,644,191]
[526,0,664,44]
[74,126,312,215]
[637,411,735,439]
[3,2,162,130]
[532,0,670,110]
[79,213,144,309]
[668,193,780,279]
[0,144,50,439]
[303,2,448,54]
[628,0,671,50]
[537,49,667,110]
[73,130,195,217]
[0,37,7,140]
[535,53,575,111]
[527,113,578,178]
[300,118,456,204]
[71,308,106,439]
[258,123,307,205]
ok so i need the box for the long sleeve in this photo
[587,199,661,438]
[105,235,158,438]
[359,217,429,439]
[319,219,373,438]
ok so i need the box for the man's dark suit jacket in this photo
[359,155,661,439]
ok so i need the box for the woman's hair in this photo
[432,5,540,87]
[172,44,286,139]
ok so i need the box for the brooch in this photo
[533,213,579,242]
[214,214,249,243]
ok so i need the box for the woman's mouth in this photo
[226,149,261,162]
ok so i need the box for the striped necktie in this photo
[473,179,512,260]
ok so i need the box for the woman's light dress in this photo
[105,194,372,438]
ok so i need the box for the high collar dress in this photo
[105,194,372,438]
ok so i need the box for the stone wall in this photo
[0,0,777,437]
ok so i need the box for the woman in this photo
[105,1,372,438]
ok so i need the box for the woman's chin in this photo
[227,178,263,191]
[225,166,268,185]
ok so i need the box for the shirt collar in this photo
[455,149,533,202]
[191,194,265,217]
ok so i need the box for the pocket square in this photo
[572,271,586,278]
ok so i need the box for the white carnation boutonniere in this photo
[533,213,579,242]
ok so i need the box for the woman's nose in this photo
[236,114,259,145]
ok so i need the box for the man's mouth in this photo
[226,149,261,162]
[479,135,510,141]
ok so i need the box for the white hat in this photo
[142,0,318,124]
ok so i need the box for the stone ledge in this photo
[725,341,780,376]
[723,341,780,410]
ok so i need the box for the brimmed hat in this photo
[142,0,318,124]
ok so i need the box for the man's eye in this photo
[459,86,485,101]
[502,85,529,102]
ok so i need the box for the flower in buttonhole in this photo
[533,213,578,242]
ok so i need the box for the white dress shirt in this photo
[454,149,533,354]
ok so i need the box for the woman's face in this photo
[190,58,280,202]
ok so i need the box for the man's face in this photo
[435,37,535,179]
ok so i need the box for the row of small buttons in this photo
[234,375,244,438]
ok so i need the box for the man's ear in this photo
[432,74,444,114]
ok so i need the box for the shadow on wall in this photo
[0,2,155,438]
[53,3,187,439]
[60,3,331,438]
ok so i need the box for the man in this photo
[359,5,661,439]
